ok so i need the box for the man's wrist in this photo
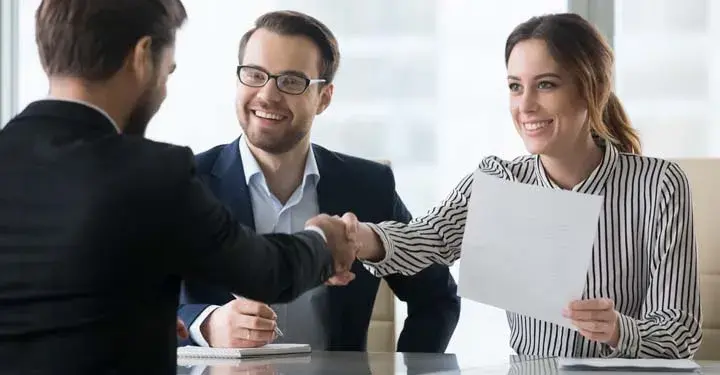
[189,305,220,347]
[304,225,327,243]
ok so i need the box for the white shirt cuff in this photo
[188,305,220,347]
[304,225,327,243]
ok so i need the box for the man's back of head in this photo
[35,0,187,135]
[36,0,186,81]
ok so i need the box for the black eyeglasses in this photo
[236,65,326,95]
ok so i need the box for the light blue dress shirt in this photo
[189,137,321,347]
[240,138,321,236]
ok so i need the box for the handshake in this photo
[305,212,374,286]
[179,213,385,350]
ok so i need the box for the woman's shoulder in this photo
[616,152,690,188]
[477,154,536,181]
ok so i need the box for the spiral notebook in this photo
[178,344,311,359]
[177,354,311,367]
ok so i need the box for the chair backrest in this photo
[368,279,396,352]
[671,158,720,359]
[367,159,396,353]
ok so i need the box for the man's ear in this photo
[126,36,154,84]
[316,83,334,115]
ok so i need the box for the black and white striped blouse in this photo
[365,143,702,359]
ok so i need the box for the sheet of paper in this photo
[458,170,604,330]
[557,358,700,371]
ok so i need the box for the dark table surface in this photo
[176,351,720,375]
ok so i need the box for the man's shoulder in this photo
[312,144,392,179]
[193,143,231,173]
[110,137,196,188]
[121,137,193,165]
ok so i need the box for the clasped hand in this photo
[305,212,361,286]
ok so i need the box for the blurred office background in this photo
[1,0,717,367]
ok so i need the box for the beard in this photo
[123,78,162,137]
[242,123,308,154]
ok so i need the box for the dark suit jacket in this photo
[179,138,460,353]
[0,101,335,374]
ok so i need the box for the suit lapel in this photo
[210,138,256,230]
[314,145,347,216]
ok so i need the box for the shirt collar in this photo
[534,140,619,194]
[44,97,121,133]
[238,136,320,187]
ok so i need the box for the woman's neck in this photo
[539,136,604,190]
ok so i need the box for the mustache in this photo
[247,100,289,112]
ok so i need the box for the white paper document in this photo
[177,343,311,359]
[458,170,604,330]
[557,358,700,372]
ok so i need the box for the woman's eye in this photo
[538,81,556,89]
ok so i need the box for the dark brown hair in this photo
[505,13,641,154]
[238,10,340,84]
[35,0,187,81]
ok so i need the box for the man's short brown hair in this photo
[35,0,188,81]
[238,10,340,84]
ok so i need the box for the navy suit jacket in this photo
[178,139,460,352]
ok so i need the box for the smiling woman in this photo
[354,12,702,359]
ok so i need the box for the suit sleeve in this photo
[378,167,461,353]
[176,283,216,347]
[165,147,335,305]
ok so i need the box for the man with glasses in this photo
[177,10,460,353]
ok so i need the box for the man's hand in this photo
[177,318,189,339]
[306,213,360,285]
[201,297,278,348]
[562,298,620,347]
[338,213,385,262]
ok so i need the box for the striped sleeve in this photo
[362,172,474,277]
[607,162,703,359]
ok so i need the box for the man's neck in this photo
[48,77,130,131]
[247,139,311,204]
[539,135,603,190]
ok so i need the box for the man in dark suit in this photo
[178,11,460,353]
[0,1,357,374]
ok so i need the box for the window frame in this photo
[0,0,19,128]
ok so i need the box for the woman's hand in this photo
[563,298,620,347]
